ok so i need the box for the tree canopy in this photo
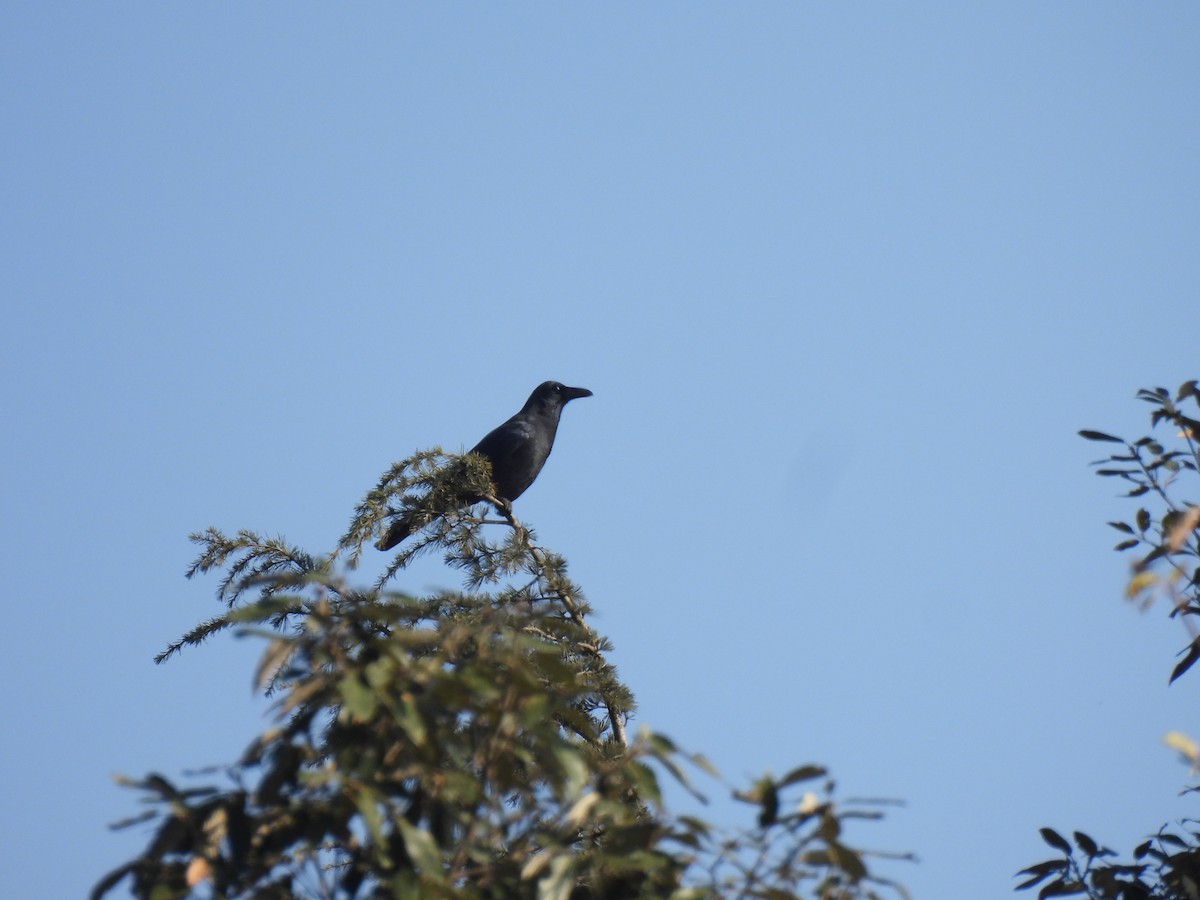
[95,447,909,899]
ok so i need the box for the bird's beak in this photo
[563,386,593,402]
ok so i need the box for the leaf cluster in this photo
[1017,380,1200,899]
[96,450,909,899]
[1079,381,1200,682]
[1018,825,1200,899]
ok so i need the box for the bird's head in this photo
[525,381,593,414]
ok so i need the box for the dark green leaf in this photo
[1039,880,1086,897]
[1114,539,1140,551]
[1170,637,1200,685]
[826,839,867,881]
[1137,508,1151,533]
[1073,831,1098,857]
[1079,430,1125,443]
[758,782,780,828]
[1040,828,1072,854]
[89,863,135,900]
[777,764,826,788]
[1141,545,1168,566]
[1108,521,1135,535]
[1016,859,1068,890]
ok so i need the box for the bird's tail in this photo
[374,517,413,552]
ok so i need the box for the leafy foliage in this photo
[1018,381,1200,899]
[97,450,909,899]
[1079,381,1200,682]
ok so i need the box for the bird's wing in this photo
[471,417,542,500]
[472,418,532,460]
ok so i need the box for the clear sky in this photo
[2,4,1198,897]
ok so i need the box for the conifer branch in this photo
[487,495,630,749]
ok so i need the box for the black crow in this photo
[376,381,592,550]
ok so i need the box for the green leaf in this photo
[1079,430,1125,443]
[1136,508,1151,533]
[1114,539,1139,551]
[1107,521,1135,534]
[552,746,588,798]
[396,818,443,878]
[395,694,428,746]
[826,839,867,881]
[778,764,826,787]
[338,674,377,720]
[757,780,780,828]
[352,785,385,847]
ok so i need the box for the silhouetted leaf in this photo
[778,765,826,788]
[758,782,780,828]
[1115,539,1140,551]
[823,839,867,881]
[1039,880,1086,897]
[1040,828,1072,854]
[1073,831,1099,857]
[1108,521,1135,534]
[1170,637,1200,685]
[1137,508,1151,533]
[1016,859,1067,890]
[1140,545,1168,567]
[89,863,135,900]
[1079,430,1125,443]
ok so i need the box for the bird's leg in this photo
[484,495,524,535]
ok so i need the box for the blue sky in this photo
[2,4,1198,897]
